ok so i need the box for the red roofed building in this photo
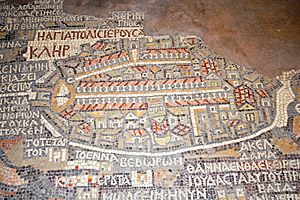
[145,48,189,55]
[91,42,108,50]
[201,58,220,76]
[234,84,256,109]
[256,89,269,98]
[150,119,169,135]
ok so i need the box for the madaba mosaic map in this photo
[0,0,299,199]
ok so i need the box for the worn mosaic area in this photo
[0,0,300,199]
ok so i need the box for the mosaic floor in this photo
[0,0,300,199]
